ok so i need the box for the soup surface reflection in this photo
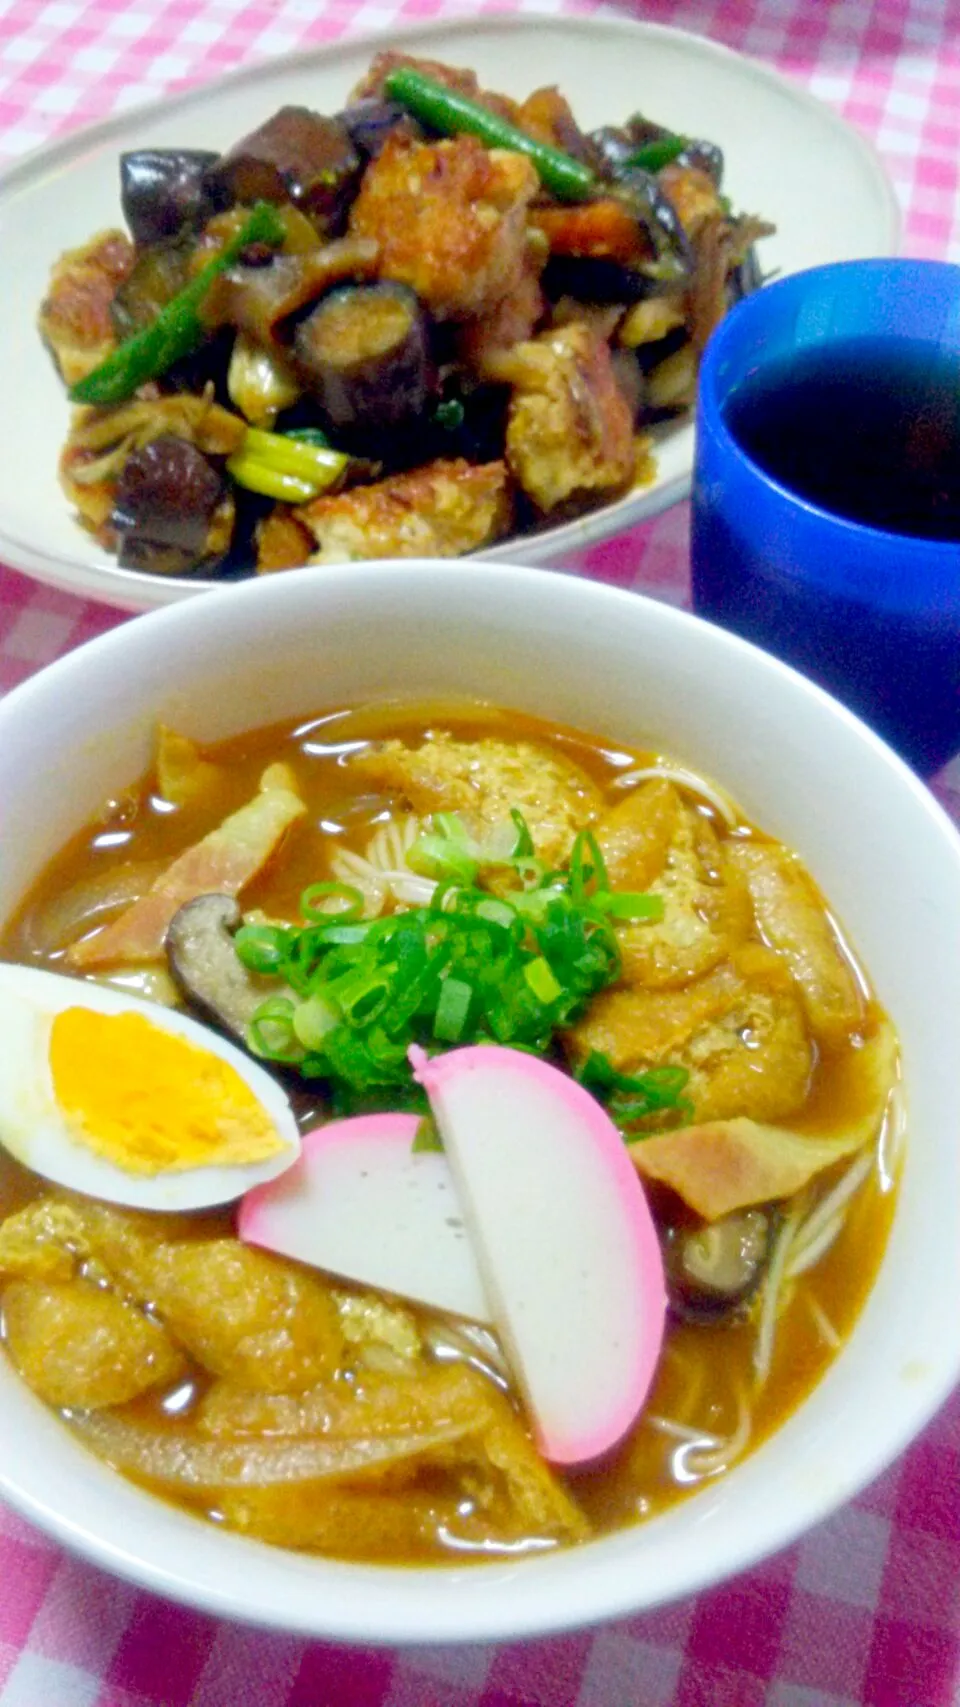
[0,701,899,1563]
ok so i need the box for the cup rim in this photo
[697,256,960,555]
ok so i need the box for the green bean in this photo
[70,202,286,407]
[625,135,689,174]
[382,65,597,203]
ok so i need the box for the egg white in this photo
[0,963,301,1210]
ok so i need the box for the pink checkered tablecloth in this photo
[1,1,960,1703]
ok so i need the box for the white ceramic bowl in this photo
[0,13,898,610]
[0,561,957,1644]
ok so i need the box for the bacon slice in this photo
[66,763,305,969]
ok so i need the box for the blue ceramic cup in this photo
[691,258,960,775]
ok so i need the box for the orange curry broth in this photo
[0,700,898,1558]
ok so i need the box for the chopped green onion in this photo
[523,956,563,1005]
[227,425,348,504]
[247,995,303,1063]
[475,897,516,930]
[592,890,665,922]
[408,813,480,885]
[292,993,340,1050]
[232,922,291,974]
[234,807,669,1110]
[300,881,364,923]
[575,1050,691,1131]
[509,809,536,859]
[434,976,473,1042]
[223,457,318,505]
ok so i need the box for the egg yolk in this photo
[49,1007,285,1174]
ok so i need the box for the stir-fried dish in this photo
[39,54,773,578]
[0,702,899,1563]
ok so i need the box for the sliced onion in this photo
[23,862,166,956]
[69,1408,473,1491]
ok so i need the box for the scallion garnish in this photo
[434,976,474,1042]
[575,1051,692,1136]
[234,809,688,1124]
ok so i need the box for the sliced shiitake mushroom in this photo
[111,437,231,576]
[164,894,274,1041]
[664,1208,774,1323]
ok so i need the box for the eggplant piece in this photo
[614,168,693,270]
[589,125,646,179]
[675,140,724,187]
[207,108,362,234]
[165,895,270,1040]
[110,241,192,340]
[542,254,659,306]
[112,436,229,575]
[337,98,421,160]
[664,1209,773,1323]
[294,281,432,439]
[120,149,224,247]
[213,235,380,346]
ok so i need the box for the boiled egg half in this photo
[0,963,300,1210]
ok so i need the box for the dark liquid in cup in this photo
[724,338,960,541]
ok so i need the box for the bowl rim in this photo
[0,559,957,1645]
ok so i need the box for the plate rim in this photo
[0,11,901,612]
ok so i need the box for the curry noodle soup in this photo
[0,701,900,1563]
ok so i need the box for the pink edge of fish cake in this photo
[410,1044,667,1465]
[238,1111,491,1322]
[239,1113,420,1240]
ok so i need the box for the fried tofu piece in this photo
[600,795,754,990]
[457,249,545,370]
[487,322,635,513]
[38,229,134,388]
[726,841,865,1046]
[205,1362,586,1547]
[300,458,511,564]
[66,763,305,968]
[567,958,813,1126]
[332,1287,422,1367]
[515,85,593,159]
[153,727,225,811]
[256,508,314,573]
[351,732,602,865]
[596,779,681,892]
[630,1017,897,1217]
[2,1278,184,1409]
[0,1197,92,1282]
[137,1240,344,1392]
[217,1483,463,1555]
[0,1196,343,1395]
[349,133,538,320]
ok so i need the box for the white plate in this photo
[0,14,899,612]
